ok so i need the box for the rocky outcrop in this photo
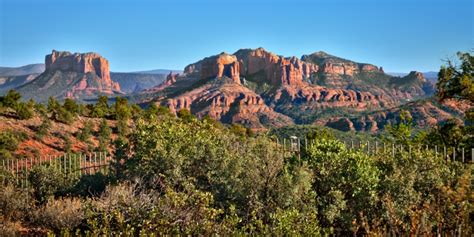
[301,51,383,77]
[235,48,318,86]
[45,50,120,92]
[316,99,471,132]
[16,50,122,102]
[161,79,293,129]
[184,53,241,83]
[184,48,319,86]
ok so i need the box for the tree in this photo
[77,120,93,143]
[0,90,21,108]
[436,52,473,103]
[15,101,34,120]
[63,98,79,114]
[433,51,474,148]
[304,139,379,234]
[177,108,195,122]
[385,110,414,146]
[47,97,61,120]
[98,119,111,152]
[113,97,131,120]
[36,116,52,140]
[92,96,110,118]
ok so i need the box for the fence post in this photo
[444,146,447,162]
[472,148,473,163]
[305,138,308,151]
[462,148,465,163]
[453,147,456,161]
[351,140,354,150]
[367,141,370,155]
[16,159,19,183]
[375,141,378,154]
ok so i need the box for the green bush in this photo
[15,102,34,119]
[28,165,74,203]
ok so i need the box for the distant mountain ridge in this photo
[388,71,438,83]
[0,64,45,76]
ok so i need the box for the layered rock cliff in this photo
[141,47,442,130]
[17,50,122,102]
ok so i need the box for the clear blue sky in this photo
[0,0,472,72]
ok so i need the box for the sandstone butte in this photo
[47,50,121,96]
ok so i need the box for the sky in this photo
[0,0,472,72]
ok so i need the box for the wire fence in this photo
[1,151,111,188]
[276,138,474,164]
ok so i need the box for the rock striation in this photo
[142,47,443,130]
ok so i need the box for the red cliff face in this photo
[235,48,318,86]
[162,81,293,129]
[185,53,241,84]
[184,48,319,86]
[45,50,121,96]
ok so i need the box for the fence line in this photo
[0,151,111,188]
[276,138,474,164]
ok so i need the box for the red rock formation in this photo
[46,50,121,96]
[238,48,318,86]
[162,81,293,129]
[186,53,241,84]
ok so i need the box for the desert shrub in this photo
[0,131,20,153]
[57,107,74,124]
[72,173,109,197]
[63,98,79,114]
[124,117,315,229]
[176,108,195,122]
[77,120,94,142]
[15,101,34,119]
[0,130,27,160]
[0,90,21,108]
[97,119,111,152]
[269,208,321,236]
[91,96,109,118]
[35,116,52,140]
[0,184,31,221]
[32,197,84,233]
[85,182,226,236]
[61,134,72,153]
[374,148,472,235]
[28,165,74,203]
